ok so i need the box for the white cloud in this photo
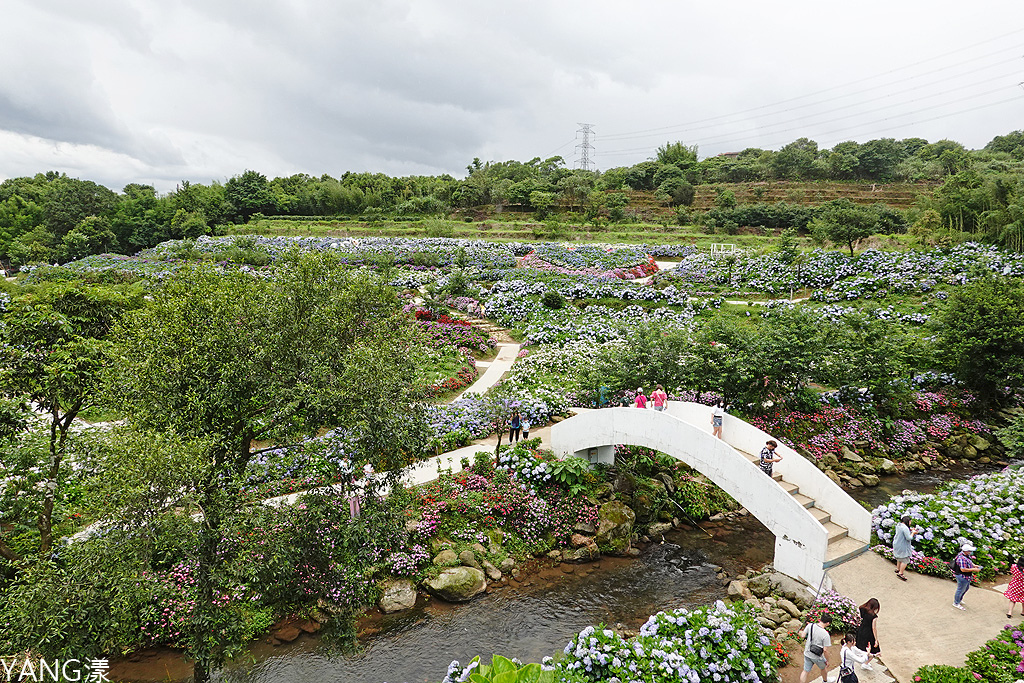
[1,0,1022,192]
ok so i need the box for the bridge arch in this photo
[550,403,871,588]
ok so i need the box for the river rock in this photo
[482,559,502,581]
[565,544,601,563]
[756,616,775,629]
[822,453,840,469]
[379,579,417,613]
[768,573,817,609]
[767,608,790,625]
[747,574,775,598]
[727,580,752,601]
[648,522,673,536]
[879,458,896,474]
[433,549,458,566]
[963,445,979,460]
[596,500,636,555]
[860,473,880,487]
[777,598,802,618]
[574,521,597,535]
[499,557,515,572]
[841,446,863,463]
[459,550,481,569]
[784,618,803,632]
[570,533,592,548]
[657,472,676,494]
[424,567,487,603]
[612,473,636,495]
[825,470,841,485]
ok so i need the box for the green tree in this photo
[808,198,879,255]
[656,142,699,169]
[224,170,276,223]
[104,254,427,682]
[770,138,819,180]
[0,284,141,560]
[938,278,1024,403]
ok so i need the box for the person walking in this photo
[633,388,647,409]
[509,410,522,443]
[711,400,726,439]
[799,613,831,683]
[892,515,920,581]
[759,440,782,477]
[854,598,881,671]
[521,415,531,441]
[953,543,982,610]
[1005,556,1024,618]
[651,384,668,412]
[839,633,869,682]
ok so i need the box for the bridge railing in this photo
[551,406,830,586]
[666,401,871,543]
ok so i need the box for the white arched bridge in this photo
[551,402,872,589]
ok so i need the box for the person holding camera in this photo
[892,515,921,581]
[799,613,831,683]
[953,543,981,610]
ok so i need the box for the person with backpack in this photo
[799,613,831,683]
[633,388,647,409]
[650,384,668,412]
[953,543,982,610]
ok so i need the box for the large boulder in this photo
[840,446,863,463]
[379,579,418,613]
[564,544,601,563]
[482,559,502,582]
[727,580,752,601]
[424,567,487,603]
[860,473,880,487]
[596,500,636,555]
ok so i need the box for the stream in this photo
[110,460,1005,683]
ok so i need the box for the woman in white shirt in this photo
[839,632,869,682]
[711,401,726,439]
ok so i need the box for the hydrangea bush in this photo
[872,468,1024,577]
[804,589,861,633]
[558,601,778,682]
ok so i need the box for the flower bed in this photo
[522,244,657,279]
[556,601,778,682]
[914,624,1024,682]
[872,468,1024,577]
[804,589,861,633]
[871,545,979,584]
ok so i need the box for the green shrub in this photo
[540,289,566,309]
[911,665,976,683]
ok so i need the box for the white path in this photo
[454,341,520,400]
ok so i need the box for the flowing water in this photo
[111,461,1005,683]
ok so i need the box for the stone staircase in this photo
[739,450,870,570]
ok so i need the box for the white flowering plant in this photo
[558,601,779,682]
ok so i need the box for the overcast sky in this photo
[1,0,1023,193]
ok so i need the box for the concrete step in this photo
[792,493,815,509]
[810,507,832,525]
[824,521,849,543]
[778,479,799,496]
[823,536,872,568]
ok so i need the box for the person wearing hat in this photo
[953,543,982,610]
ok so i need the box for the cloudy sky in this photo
[1,0,1023,193]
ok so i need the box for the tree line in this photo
[1,131,1023,269]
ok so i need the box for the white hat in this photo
[962,543,976,552]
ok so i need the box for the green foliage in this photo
[938,277,1024,402]
[995,413,1024,459]
[546,457,591,496]
[424,219,456,238]
[911,664,977,683]
[808,198,880,255]
[540,289,566,309]
[453,655,554,683]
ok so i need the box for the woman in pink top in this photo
[651,384,668,411]
[634,388,647,408]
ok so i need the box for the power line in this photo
[600,29,1024,143]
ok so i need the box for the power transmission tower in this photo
[574,123,595,171]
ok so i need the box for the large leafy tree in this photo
[0,284,141,561]
[104,254,427,682]
[938,277,1024,403]
[809,198,880,256]
[224,170,276,222]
